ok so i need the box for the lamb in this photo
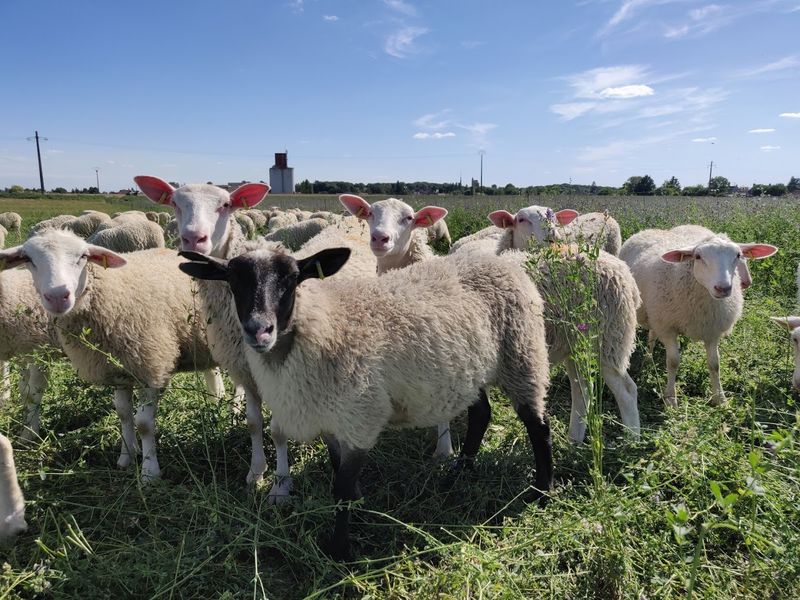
[620,225,777,405]
[63,210,112,238]
[0,433,27,545]
[234,212,256,239]
[770,264,800,389]
[86,213,165,252]
[262,217,330,250]
[135,176,377,494]
[157,212,171,227]
[27,214,75,238]
[0,230,219,481]
[242,209,267,229]
[267,212,299,232]
[146,211,160,223]
[179,244,552,559]
[0,212,22,232]
[427,218,451,246]
[565,212,622,256]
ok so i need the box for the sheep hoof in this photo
[140,464,161,485]
[432,448,454,462]
[267,477,293,504]
[117,455,132,469]
[663,395,678,408]
[246,471,264,486]
[709,392,726,406]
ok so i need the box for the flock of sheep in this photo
[0,179,787,558]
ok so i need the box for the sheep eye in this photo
[518,218,527,224]
[405,215,413,222]
[694,254,702,261]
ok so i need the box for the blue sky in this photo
[1,0,798,191]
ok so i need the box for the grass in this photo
[1,194,799,598]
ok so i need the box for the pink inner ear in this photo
[740,243,778,259]
[555,209,579,225]
[339,194,372,219]
[661,249,693,263]
[230,183,270,208]
[414,206,447,227]
[134,176,175,205]
[88,249,127,269]
[487,210,515,229]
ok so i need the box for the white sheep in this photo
[86,213,165,252]
[565,211,622,256]
[0,433,27,545]
[0,231,219,482]
[179,243,552,559]
[135,177,377,495]
[27,214,75,238]
[0,224,6,249]
[0,213,22,232]
[448,225,505,254]
[65,210,112,238]
[620,224,777,405]
[234,212,257,239]
[262,217,330,251]
[267,212,299,232]
[242,209,267,229]
[427,218,451,246]
[769,264,800,389]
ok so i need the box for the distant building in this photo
[269,152,294,194]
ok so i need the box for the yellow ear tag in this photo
[426,214,434,226]
[159,192,168,204]
[102,255,108,270]
[315,262,325,280]
[356,207,365,218]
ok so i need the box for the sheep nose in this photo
[181,232,209,250]
[44,290,70,303]
[371,234,390,244]
[714,284,732,296]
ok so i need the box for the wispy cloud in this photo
[734,55,800,78]
[663,2,791,40]
[412,132,456,140]
[779,112,800,118]
[692,137,717,143]
[414,110,452,130]
[748,128,775,133]
[599,84,654,98]
[383,0,417,17]
[551,102,598,120]
[323,15,339,21]
[288,0,304,13]
[384,26,428,58]
[601,0,685,35]
[565,64,651,98]
[761,145,781,151]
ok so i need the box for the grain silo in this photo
[269,152,294,193]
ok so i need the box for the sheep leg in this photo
[20,363,48,443]
[432,423,454,461]
[705,339,725,405]
[326,443,367,561]
[113,386,138,469]
[514,404,553,501]
[231,382,246,416]
[203,367,225,402]
[663,334,680,407]
[457,389,491,467]
[565,358,589,444]
[267,416,292,503]
[0,361,10,406]
[244,386,267,486]
[135,387,162,483]
[602,365,640,437]
[322,433,341,473]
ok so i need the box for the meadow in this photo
[1,193,799,599]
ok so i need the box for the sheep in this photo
[242,209,267,229]
[566,211,623,256]
[262,217,330,251]
[63,210,112,238]
[86,213,165,252]
[0,224,6,249]
[234,212,256,239]
[0,433,26,545]
[768,265,800,389]
[146,211,160,223]
[0,212,22,232]
[157,212,171,227]
[449,225,506,254]
[620,225,777,406]
[339,195,447,275]
[27,214,75,238]
[0,231,219,482]
[267,212,299,232]
[135,177,377,494]
[309,210,337,221]
[179,244,552,559]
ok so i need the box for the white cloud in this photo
[689,4,723,20]
[323,15,339,21]
[383,0,416,16]
[599,84,654,99]
[550,102,598,121]
[565,64,650,98]
[664,24,689,38]
[761,145,781,151]
[748,128,775,133]
[413,110,452,130]
[384,26,428,58]
[458,122,497,136]
[602,0,685,35]
[413,132,456,140]
[692,137,717,143]
[735,55,800,78]
[779,112,800,118]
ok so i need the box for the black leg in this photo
[459,389,492,464]
[326,445,368,561]
[515,403,553,503]
[322,433,341,473]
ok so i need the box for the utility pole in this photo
[27,130,47,194]
[479,150,485,188]
[94,167,100,192]
[707,161,714,188]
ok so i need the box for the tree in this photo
[708,175,730,196]
[788,176,800,193]
[766,183,786,197]
[52,187,68,194]
[682,185,708,196]
[295,179,313,194]
[8,185,24,194]
[658,176,681,196]
[622,176,641,195]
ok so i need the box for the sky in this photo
[1,0,799,192]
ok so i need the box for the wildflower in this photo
[577,323,589,332]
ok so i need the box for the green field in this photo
[1,194,799,599]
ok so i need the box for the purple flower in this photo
[577,323,589,332]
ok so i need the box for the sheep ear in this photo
[413,206,447,228]
[0,246,29,270]
[555,209,579,225]
[770,316,800,332]
[86,245,127,269]
[339,194,372,219]
[296,247,351,282]
[487,210,515,229]
[661,247,696,263]
[739,243,777,260]
[230,183,270,209]
[134,176,175,205]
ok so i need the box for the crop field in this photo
[1,193,799,599]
